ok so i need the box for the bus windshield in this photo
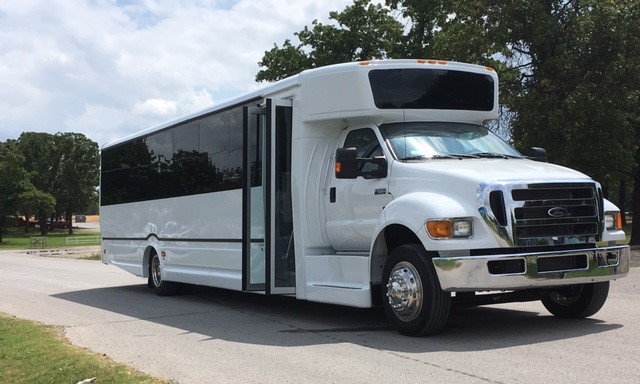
[380,122,522,161]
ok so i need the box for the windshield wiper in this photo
[400,155,430,160]
[446,154,480,159]
[401,154,478,160]
[468,152,520,159]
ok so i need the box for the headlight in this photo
[604,211,623,230]
[426,218,473,239]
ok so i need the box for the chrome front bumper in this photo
[432,245,630,292]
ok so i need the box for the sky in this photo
[0,0,359,147]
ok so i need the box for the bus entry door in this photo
[242,99,295,294]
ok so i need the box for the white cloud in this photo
[133,98,177,117]
[0,0,358,146]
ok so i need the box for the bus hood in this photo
[389,158,594,190]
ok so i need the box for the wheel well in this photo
[370,224,421,293]
[143,246,156,279]
[384,224,421,252]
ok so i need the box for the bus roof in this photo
[103,59,497,149]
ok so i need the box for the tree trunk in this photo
[618,180,627,224]
[629,167,640,245]
[67,214,73,235]
[38,210,48,236]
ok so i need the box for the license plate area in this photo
[537,254,588,273]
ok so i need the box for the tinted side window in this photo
[227,109,243,189]
[101,139,152,205]
[101,102,254,206]
[174,121,201,195]
[200,111,229,193]
[145,129,174,200]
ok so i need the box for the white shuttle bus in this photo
[101,59,630,335]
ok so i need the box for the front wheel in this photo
[149,251,178,296]
[541,282,610,318]
[382,244,451,336]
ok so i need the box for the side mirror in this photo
[528,147,547,162]
[361,157,388,179]
[335,148,388,179]
[335,147,358,179]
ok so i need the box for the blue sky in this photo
[0,0,358,146]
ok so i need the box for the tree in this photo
[54,133,100,234]
[15,132,61,234]
[17,187,56,234]
[0,142,31,243]
[16,132,100,235]
[256,0,404,82]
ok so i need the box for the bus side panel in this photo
[101,190,245,289]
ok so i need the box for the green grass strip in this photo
[0,314,167,384]
[0,227,101,250]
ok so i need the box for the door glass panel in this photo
[250,112,266,286]
[273,105,295,288]
[244,108,267,290]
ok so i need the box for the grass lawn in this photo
[0,314,168,384]
[0,227,101,250]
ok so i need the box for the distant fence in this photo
[65,236,101,246]
[30,237,47,248]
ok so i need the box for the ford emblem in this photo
[548,207,568,218]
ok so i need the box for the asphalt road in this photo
[1,250,638,384]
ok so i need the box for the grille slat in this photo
[515,205,596,220]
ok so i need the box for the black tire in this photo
[541,282,610,318]
[381,244,451,336]
[148,251,178,296]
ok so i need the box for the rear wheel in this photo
[541,282,610,318]
[382,244,451,336]
[148,251,178,296]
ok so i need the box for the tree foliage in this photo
[0,142,32,242]
[54,133,100,234]
[17,187,56,234]
[256,0,404,81]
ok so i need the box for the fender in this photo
[372,191,503,254]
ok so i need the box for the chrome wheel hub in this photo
[386,261,423,322]
[151,256,162,287]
